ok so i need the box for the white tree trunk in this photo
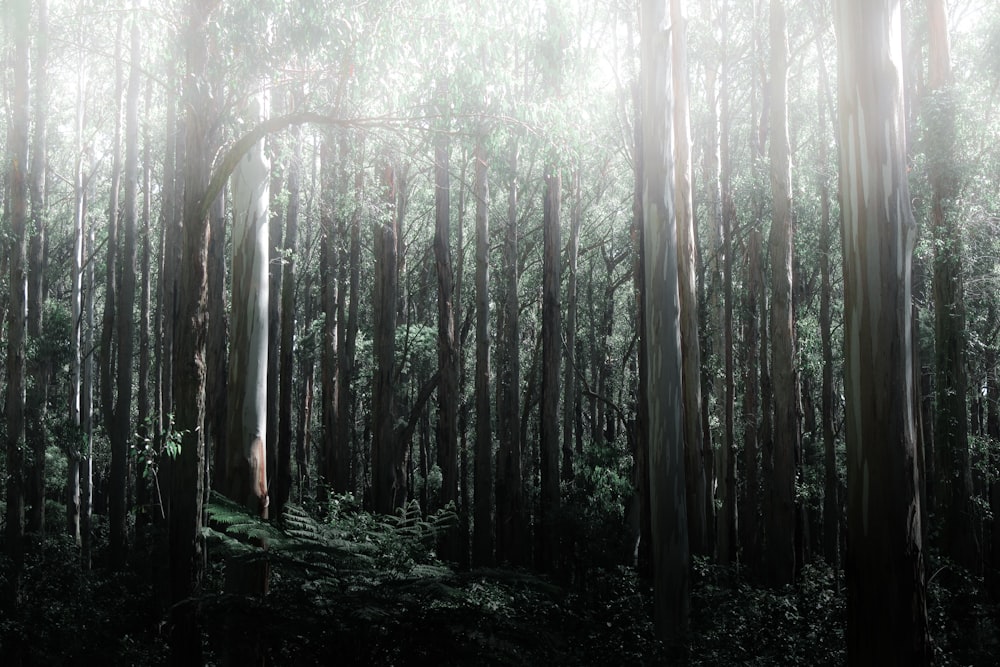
[227,94,271,517]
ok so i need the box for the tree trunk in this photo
[563,170,581,483]
[68,48,86,545]
[275,124,300,517]
[927,0,977,571]
[5,0,30,606]
[640,0,689,644]
[137,76,154,542]
[671,0,707,559]
[109,12,141,569]
[169,3,214,661]
[496,141,526,566]
[816,27,838,568]
[836,0,930,661]
[766,0,798,586]
[741,229,763,572]
[225,94,271,519]
[540,165,562,573]
[102,16,124,565]
[434,130,460,559]
[25,0,49,539]
[473,139,493,566]
[373,163,401,514]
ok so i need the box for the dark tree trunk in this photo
[472,139,493,566]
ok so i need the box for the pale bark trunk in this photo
[68,50,86,544]
[741,229,763,572]
[563,170,581,482]
[836,0,929,660]
[226,94,271,518]
[640,0,689,642]
[671,0,707,558]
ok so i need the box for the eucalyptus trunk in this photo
[540,165,562,574]
[473,139,494,566]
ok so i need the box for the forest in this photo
[1,0,999,664]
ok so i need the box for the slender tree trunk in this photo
[5,0,30,606]
[373,163,401,513]
[473,139,493,565]
[137,76,154,541]
[670,0,707,558]
[640,0,689,644]
[767,0,798,586]
[102,17,124,561]
[741,229,763,572]
[927,0,977,571]
[816,27,838,569]
[207,190,227,495]
[68,50,86,544]
[82,224,95,570]
[225,94,270,518]
[275,124,300,517]
[25,0,49,538]
[836,0,930,660]
[540,165,562,573]
[563,170,581,483]
[496,141,526,566]
[434,129,460,558]
[109,12,140,569]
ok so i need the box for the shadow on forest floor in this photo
[1,499,998,665]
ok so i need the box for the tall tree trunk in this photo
[927,0,977,571]
[816,25,839,569]
[101,17,124,560]
[671,0,707,559]
[540,166,562,573]
[435,129,460,559]
[275,124,300,517]
[640,0,689,644]
[5,0,30,606]
[109,12,140,569]
[25,0,49,538]
[373,163,401,513]
[741,229,763,572]
[207,190,227,495]
[225,94,270,519]
[563,170,581,482]
[68,48,86,544]
[82,223,95,570]
[767,0,798,586]
[496,141,526,566]
[336,152,362,497]
[168,3,215,660]
[137,76,154,541]
[472,139,493,566]
[836,0,930,661]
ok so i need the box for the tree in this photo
[5,0,31,606]
[225,93,271,519]
[926,0,977,571]
[640,0,689,643]
[671,0,708,558]
[25,0,49,538]
[472,138,493,566]
[540,164,562,573]
[766,0,798,586]
[835,0,930,661]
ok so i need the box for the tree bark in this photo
[472,139,493,566]
[927,0,977,571]
[540,165,562,573]
[766,0,798,586]
[225,94,271,519]
[25,0,49,538]
[640,0,689,644]
[373,162,402,514]
[836,0,930,661]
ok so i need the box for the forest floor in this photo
[1,497,999,665]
